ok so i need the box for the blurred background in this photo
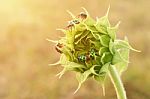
[0,0,150,99]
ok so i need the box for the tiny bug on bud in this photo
[78,52,93,63]
[77,12,87,20]
[89,48,97,59]
[65,21,74,30]
[78,54,86,62]
[55,43,63,53]
[72,19,80,24]
[66,19,80,29]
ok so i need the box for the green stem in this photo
[109,65,127,99]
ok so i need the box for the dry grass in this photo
[0,0,150,99]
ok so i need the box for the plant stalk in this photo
[109,65,127,99]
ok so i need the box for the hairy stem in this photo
[109,65,127,99]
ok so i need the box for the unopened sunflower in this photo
[48,7,140,99]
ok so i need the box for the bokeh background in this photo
[0,0,150,99]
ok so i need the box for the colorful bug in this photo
[89,48,97,59]
[55,43,63,53]
[77,49,97,63]
[78,54,86,62]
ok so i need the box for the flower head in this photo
[49,7,140,94]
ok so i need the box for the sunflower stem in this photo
[109,65,127,99]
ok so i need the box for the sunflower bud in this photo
[49,7,140,94]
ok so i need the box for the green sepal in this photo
[112,39,130,74]
[60,54,69,65]
[61,47,73,61]
[114,39,140,52]
[92,63,109,82]
[99,47,109,56]
[94,14,110,34]
[56,61,87,79]
[96,16,110,27]
[75,23,87,32]
[93,63,110,96]
[75,69,92,93]
[99,62,110,75]
[94,75,105,83]
[101,52,113,65]
[107,21,120,40]
[111,37,140,74]
[99,35,110,47]
[109,39,115,54]
[95,25,107,34]
[94,75,106,96]
[107,26,116,40]
[83,23,98,33]
[64,62,86,70]
[112,49,129,74]
[84,17,96,26]
[90,65,101,75]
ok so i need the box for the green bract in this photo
[49,7,139,95]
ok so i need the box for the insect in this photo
[65,19,80,30]
[77,49,97,63]
[55,43,63,53]
[77,12,87,20]
[72,19,80,24]
[77,53,93,63]
[89,48,97,59]
[78,54,88,62]
[65,21,74,30]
